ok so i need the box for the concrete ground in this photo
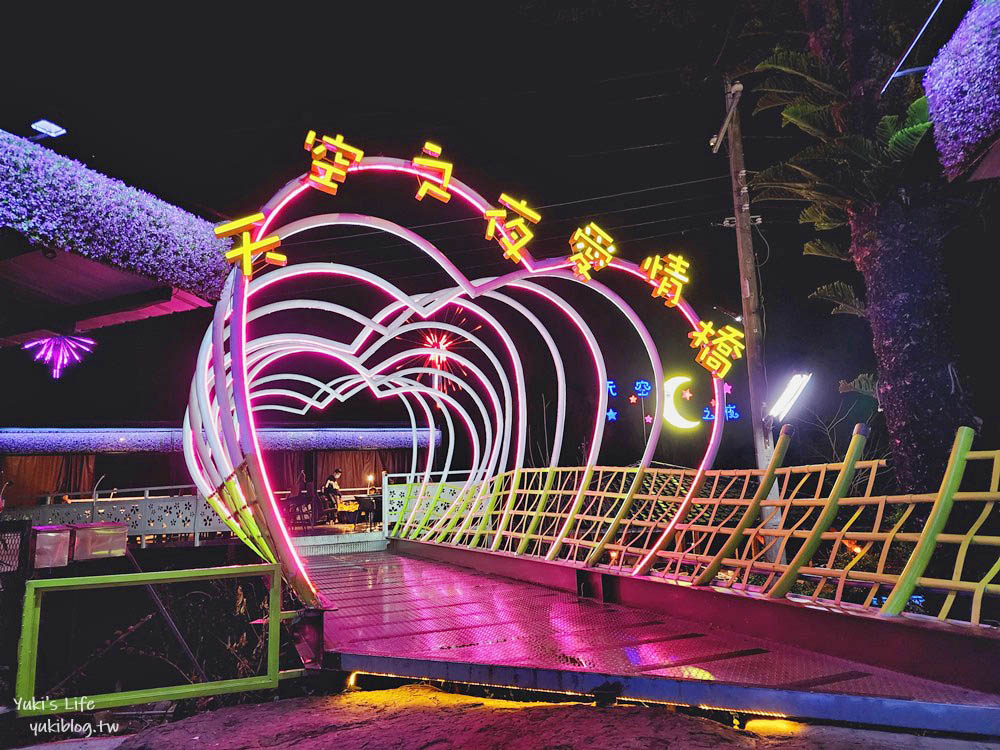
[17,685,998,750]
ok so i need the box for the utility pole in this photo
[711,78,774,472]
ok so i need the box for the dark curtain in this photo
[315,449,413,491]
[263,451,305,495]
[1,455,69,506]
[61,454,95,494]
[376,449,413,476]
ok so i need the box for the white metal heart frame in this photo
[183,155,726,606]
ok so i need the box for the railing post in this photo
[14,582,41,707]
[583,468,643,567]
[545,466,596,561]
[390,482,414,538]
[516,469,558,555]
[467,473,507,548]
[880,426,975,617]
[767,423,868,599]
[409,481,449,539]
[381,471,389,538]
[267,565,282,686]
[490,469,524,551]
[193,496,201,547]
[693,425,795,586]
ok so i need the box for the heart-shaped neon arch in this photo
[183,154,726,606]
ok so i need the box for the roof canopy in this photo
[0,130,230,345]
[0,427,440,454]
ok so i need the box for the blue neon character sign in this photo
[703,403,741,421]
[633,379,652,398]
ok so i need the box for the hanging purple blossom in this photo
[22,335,96,379]
[924,0,1000,180]
[0,129,231,300]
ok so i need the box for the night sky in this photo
[1,2,994,470]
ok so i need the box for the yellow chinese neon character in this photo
[215,213,286,277]
[568,222,616,281]
[642,253,690,307]
[303,130,364,195]
[484,193,542,264]
[413,141,453,203]
[689,321,745,378]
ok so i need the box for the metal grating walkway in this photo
[310,551,1000,734]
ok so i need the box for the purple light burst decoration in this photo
[22,335,96,379]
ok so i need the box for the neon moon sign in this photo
[183,140,729,606]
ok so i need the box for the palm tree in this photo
[751,2,978,493]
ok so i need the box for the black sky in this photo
[1,2,993,469]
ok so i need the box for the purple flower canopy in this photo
[0,427,441,454]
[924,0,1000,180]
[0,129,230,300]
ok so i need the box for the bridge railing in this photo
[386,426,1000,628]
[0,486,231,547]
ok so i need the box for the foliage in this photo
[752,53,933,227]
[838,372,878,399]
[0,129,230,301]
[808,281,866,317]
[751,45,935,325]
[803,237,850,260]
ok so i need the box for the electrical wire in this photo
[291,207,730,265]
[753,222,771,268]
[280,191,726,253]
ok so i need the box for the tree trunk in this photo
[849,199,977,493]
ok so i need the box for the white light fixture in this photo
[769,373,812,422]
[31,119,67,138]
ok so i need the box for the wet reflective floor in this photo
[311,551,1000,718]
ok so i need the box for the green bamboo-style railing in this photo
[387,423,999,626]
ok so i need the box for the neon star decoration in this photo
[215,214,286,276]
[606,408,619,421]
[22,335,96,379]
[628,394,639,404]
[663,376,700,430]
[644,414,654,424]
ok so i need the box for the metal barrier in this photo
[14,563,296,716]
[386,425,1000,627]
[0,490,230,547]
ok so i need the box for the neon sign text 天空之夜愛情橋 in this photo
[183,131,741,604]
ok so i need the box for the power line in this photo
[279,173,731,246]
[281,191,728,253]
[293,207,730,265]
